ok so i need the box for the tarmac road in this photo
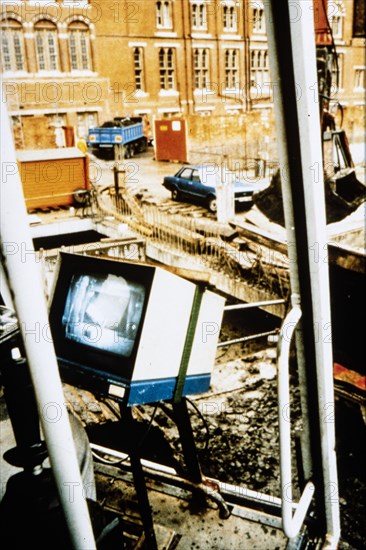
[88,141,365,207]
[88,147,185,202]
[87,146,272,207]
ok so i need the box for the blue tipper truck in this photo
[87,116,148,159]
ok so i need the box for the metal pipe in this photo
[217,329,277,347]
[92,442,284,507]
[288,3,340,543]
[265,1,340,543]
[0,97,96,549]
[224,299,285,311]
[264,0,313,483]
[91,443,283,511]
[277,306,315,539]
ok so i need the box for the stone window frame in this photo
[156,0,173,30]
[252,3,265,34]
[159,47,176,90]
[191,2,208,31]
[222,4,237,33]
[354,66,365,91]
[193,47,210,89]
[328,0,346,40]
[224,48,239,89]
[250,48,269,89]
[0,16,26,73]
[68,19,92,71]
[133,46,146,91]
[34,18,59,72]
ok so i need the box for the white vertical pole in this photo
[289,4,340,544]
[0,94,96,549]
[264,0,340,544]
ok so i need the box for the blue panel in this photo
[127,374,211,405]
[183,374,211,396]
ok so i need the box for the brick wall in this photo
[13,117,56,150]
[187,111,277,160]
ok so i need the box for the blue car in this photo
[162,165,257,213]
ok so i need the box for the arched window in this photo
[192,2,207,31]
[253,6,265,33]
[225,49,239,89]
[34,19,59,71]
[250,48,269,89]
[193,48,209,89]
[159,47,175,89]
[133,47,145,91]
[156,1,173,29]
[1,18,26,72]
[328,0,345,39]
[68,21,92,71]
[223,5,237,32]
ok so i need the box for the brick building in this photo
[1,0,365,146]
[0,0,110,147]
[90,1,364,123]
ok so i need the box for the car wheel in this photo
[172,189,180,201]
[208,197,217,213]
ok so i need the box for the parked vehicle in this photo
[87,117,148,160]
[162,165,261,212]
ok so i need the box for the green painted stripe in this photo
[173,285,204,403]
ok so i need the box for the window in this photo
[159,47,175,90]
[353,0,365,37]
[1,18,25,72]
[77,112,98,138]
[34,20,59,71]
[192,2,207,31]
[252,6,265,33]
[180,168,194,180]
[133,47,145,91]
[156,1,173,29]
[68,21,92,71]
[225,49,239,89]
[223,5,237,32]
[192,169,201,183]
[328,0,345,39]
[354,68,365,90]
[193,48,209,89]
[250,49,269,88]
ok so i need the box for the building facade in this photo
[91,0,270,120]
[0,0,111,146]
[1,0,364,145]
[90,0,364,122]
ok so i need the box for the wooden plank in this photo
[159,265,211,284]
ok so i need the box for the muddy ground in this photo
[152,309,365,550]
[75,307,365,549]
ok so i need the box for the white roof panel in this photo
[16,147,85,162]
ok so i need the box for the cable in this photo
[91,449,129,466]
[134,404,159,451]
[185,397,211,452]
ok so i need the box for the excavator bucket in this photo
[253,130,366,226]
